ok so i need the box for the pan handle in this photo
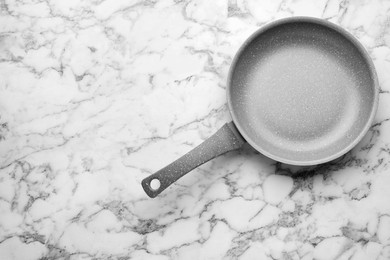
[141,122,245,198]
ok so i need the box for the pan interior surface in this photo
[229,20,377,164]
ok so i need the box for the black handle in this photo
[141,122,245,198]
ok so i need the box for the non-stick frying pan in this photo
[141,17,379,198]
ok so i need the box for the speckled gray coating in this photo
[142,17,379,198]
[228,17,379,165]
[142,123,245,198]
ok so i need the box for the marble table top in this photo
[1,0,390,259]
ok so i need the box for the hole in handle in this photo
[150,179,161,191]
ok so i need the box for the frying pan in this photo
[141,17,379,198]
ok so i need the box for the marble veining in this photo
[1,0,390,259]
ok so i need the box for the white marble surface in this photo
[1,0,390,259]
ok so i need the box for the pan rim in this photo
[226,16,379,166]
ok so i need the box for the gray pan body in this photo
[141,17,379,198]
[228,17,378,165]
